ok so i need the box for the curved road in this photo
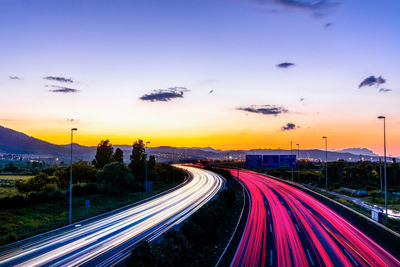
[229,169,400,267]
[0,166,224,266]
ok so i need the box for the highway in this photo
[229,169,400,267]
[0,166,224,266]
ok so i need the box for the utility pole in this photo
[291,141,294,181]
[145,141,150,198]
[322,136,328,191]
[296,144,300,182]
[378,116,387,223]
[379,157,383,198]
[69,128,77,225]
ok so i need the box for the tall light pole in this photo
[290,141,294,181]
[378,116,387,223]
[296,144,300,182]
[379,157,383,198]
[322,136,328,191]
[145,141,150,198]
[69,128,77,225]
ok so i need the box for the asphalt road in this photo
[0,166,224,267]
[229,169,400,267]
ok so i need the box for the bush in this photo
[96,162,137,194]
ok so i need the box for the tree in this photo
[129,139,146,181]
[15,173,53,197]
[112,148,124,163]
[96,162,135,194]
[54,161,97,190]
[148,155,156,169]
[93,140,114,169]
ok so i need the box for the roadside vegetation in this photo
[127,168,244,267]
[0,139,185,246]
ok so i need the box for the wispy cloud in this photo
[277,62,295,68]
[379,88,392,93]
[237,105,288,116]
[281,122,299,131]
[248,0,339,16]
[9,76,21,80]
[44,76,74,83]
[47,85,79,93]
[139,87,189,102]
[358,75,385,88]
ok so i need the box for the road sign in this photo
[246,155,296,169]
[279,155,296,169]
[245,155,263,169]
[263,155,280,169]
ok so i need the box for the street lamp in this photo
[291,141,294,181]
[69,128,77,225]
[296,144,300,182]
[145,141,150,197]
[322,136,328,191]
[378,116,387,223]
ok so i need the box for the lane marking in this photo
[306,249,314,266]
[269,224,272,233]
[295,224,300,233]
[270,250,273,266]
[344,248,359,266]
[267,210,271,216]
[287,210,292,216]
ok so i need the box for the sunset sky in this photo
[1,0,399,156]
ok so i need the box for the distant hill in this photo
[0,125,67,156]
[338,148,378,157]
[0,125,385,162]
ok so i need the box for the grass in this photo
[0,175,34,180]
[0,180,183,247]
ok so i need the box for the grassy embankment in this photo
[0,179,183,247]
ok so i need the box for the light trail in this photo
[0,166,224,266]
[229,169,400,267]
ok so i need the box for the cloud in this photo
[277,62,295,68]
[44,76,74,83]
[139,87,189,102]
[358,76,386,88]
[237,105,288,116]
[47,85,79,93]
[379,88,392,93]
[248,0,339,16]
[9,76,21,80]
[281,122,299,131]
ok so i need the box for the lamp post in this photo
[145,141,150,197]
[69,128,77,225]
[291,141,294,181]
[379,157,383,198]
[296,144,300,182]
[378,116,387,223]
[322,136,328,191]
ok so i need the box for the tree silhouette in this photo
[112,148,124,163]
[93,140,114,169]
[129,139,146,181]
